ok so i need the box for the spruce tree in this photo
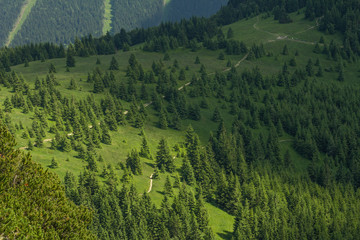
[140,136,152,159]
[181,158,195,185]
[211,107,222,122]
[156,138,174,173]
[49,63,56,73]
[109,56,119,70]
[163,175,173,196]
[49,157,58,168]
[66,50,76,67]
[126,149,142,175]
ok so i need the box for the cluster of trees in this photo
[0,0,24,45]
[64,170,215,239]
[0,123,94,239]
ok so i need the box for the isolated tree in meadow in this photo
[195,56,200,64]
[109,56,119,70]
[66,50,76,68]
[140,136,152,159]
[49,157,58,169]
[49,63,56,73]
[126,149,142,175]
[156,138,174,173]
[282,44,289,55]
[211,107,222,122]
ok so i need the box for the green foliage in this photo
[156,138,174,173]
[0,124,94,239]
[126,149,142,175]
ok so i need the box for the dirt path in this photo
[6,0,37,47]
[253,16,323,46]
[147,173,154,193]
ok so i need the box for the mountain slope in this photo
[1,0,227,46]
[0,0,24,45]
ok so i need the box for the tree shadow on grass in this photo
[217,231,232,240]
[144,162,155,168]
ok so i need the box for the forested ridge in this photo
[0,0,24,45]
[1,0,360,239]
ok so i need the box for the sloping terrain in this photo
[1,1,360,238]
[0,0,24,45]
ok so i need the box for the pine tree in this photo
[218,52,225,60]
[227,27,234,39]
[63,138,72,152]
[181,158,195,185]
[163,175,173,196]
[282,44,289,55]
[195,56,200,64]
[66,50,76,67]
[140,136,152,159]
[306,59,314,76]
[49,157,58,168]
[3,97,12,113]
[109,56,119,70]
[159,109,168,129]
[211,107,222,122]
[27,139,33,150]
[96,58,101,65]
[126,149,142,175]
[49,63,56,73]
[337,68,345,82]
[156,138,174,173]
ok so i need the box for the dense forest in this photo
[110,0,163,33]
[0,0,227,46]
[0,0,24,45]
[1,0,360,239]
[11,0,104,46]
[0,123,94,239]
[163,0,228,22]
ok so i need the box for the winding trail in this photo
[147,173,154,193]
[6,0,37,47]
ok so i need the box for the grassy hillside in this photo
[2,9,360,239]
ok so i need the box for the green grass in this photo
[102,0,113,35]
[6,0,38,47]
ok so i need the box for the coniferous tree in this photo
[163,175,173,196]
[156,138,174,173]
[211,107,222,122]
[49,157,58,168]
[49,63,56,73]
[140,136,152,159]
[126,149,142,175]
[109,56,119,70]
[181,157,195,185]
[282,44,289,55]
[66,50,76,67]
